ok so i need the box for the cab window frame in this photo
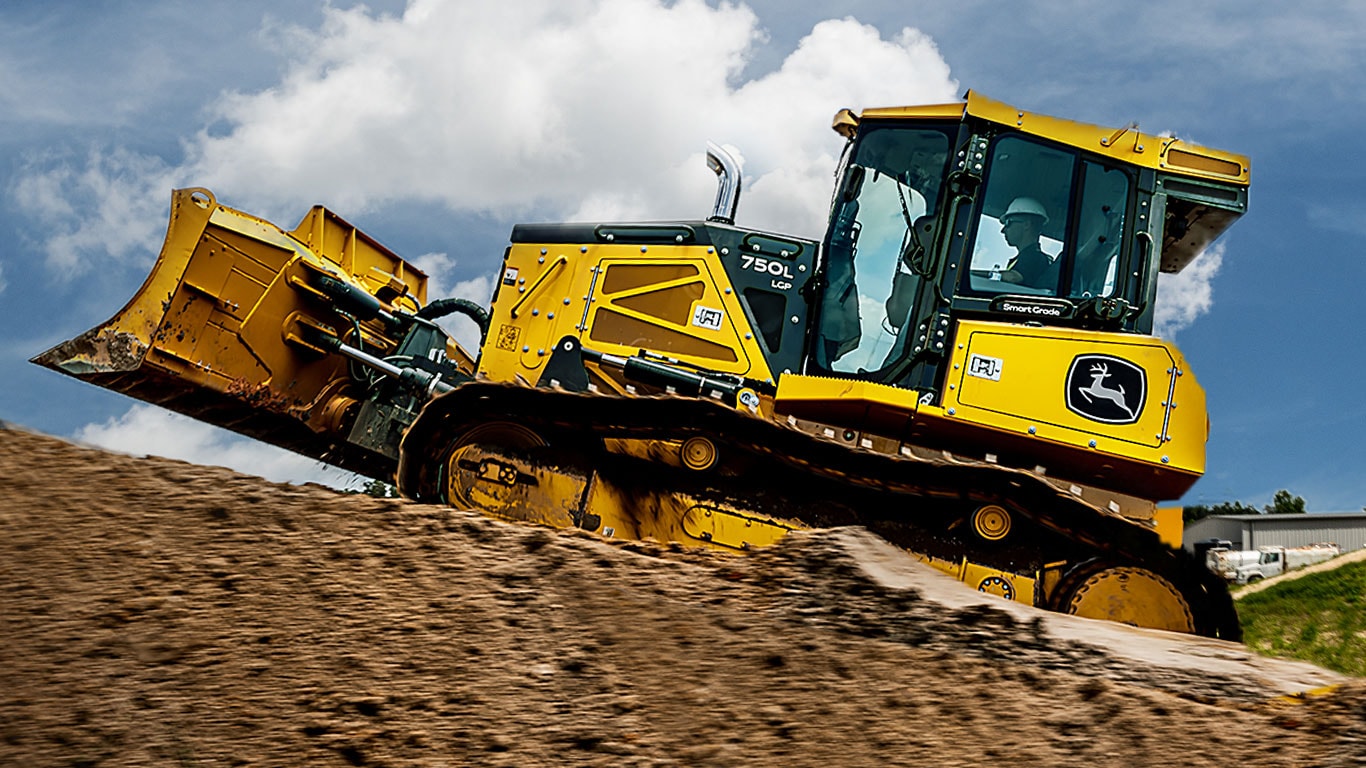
[808,119,958,381]
[951,131,1139,316]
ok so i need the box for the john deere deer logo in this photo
[1065,355,1145,424]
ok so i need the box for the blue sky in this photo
[2,1,1363,511]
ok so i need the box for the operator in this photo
[999,197,1058,289]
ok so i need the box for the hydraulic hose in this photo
[416,298,491,345]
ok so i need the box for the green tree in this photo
[1264,489,1306,515]
[347,478,398,498]
[1184,490,1307,523]
[1183,500,1259,524]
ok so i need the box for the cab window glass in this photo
[965,137,1074,297]
[816,125,951,374]
[1069,161,1131,299]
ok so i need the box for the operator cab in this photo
[809,91,1249,400]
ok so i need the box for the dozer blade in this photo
[32,187,436,478]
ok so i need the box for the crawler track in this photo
[398,381,1240,639]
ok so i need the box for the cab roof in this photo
[851,91,1249,187]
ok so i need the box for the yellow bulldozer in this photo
[35,91,1249,638]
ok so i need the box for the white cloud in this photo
[10,147,175,279]
[75,404,360,489]
[1154,243,1223,338]
[411,251,493,351]
[0,262,7,296]
[410,252,491,306]
[1307,200,1366,235]
[23,0,958,276]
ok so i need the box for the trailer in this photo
[1231,544,1341,584]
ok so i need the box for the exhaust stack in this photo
[706,141,742,225]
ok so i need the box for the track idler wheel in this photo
[441,421,586,528]
[1050,561,1196,634]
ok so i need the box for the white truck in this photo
[1206,546,1260,581]
[1230,544,1341,584]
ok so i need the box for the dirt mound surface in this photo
[4,423,1366,767]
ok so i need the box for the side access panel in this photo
[478,242,777,390]
[921,319,1206,500]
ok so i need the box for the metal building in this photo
[1184,513,1366,553]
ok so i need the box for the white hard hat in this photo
[1002,197,1048,225]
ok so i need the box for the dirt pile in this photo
[3,423,1365,767]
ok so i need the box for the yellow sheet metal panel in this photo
[479,245,584,382]
[858,93,1249,186]
[963,90,1249,185]
[772,373,919,437]
[1155,505,1183,549]
[960,561,1037,606]
[680,505,797,550]
[857,102,967,121]
[479,242,773,385]
[916,554,1038,607]
[288,204,429,310]
[942,319,1207,478]
[774,373,917,412]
